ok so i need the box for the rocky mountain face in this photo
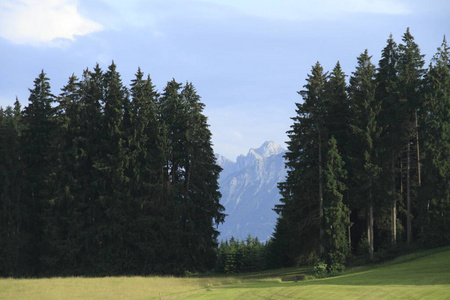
[216,141,287,242]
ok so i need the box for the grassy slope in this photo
[186,249,450,299]
[0,248,449,300]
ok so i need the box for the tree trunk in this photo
[415,110,421,186]
[348,216,352,250]
[391,153,397,247]
[368,187,374,260]
[406,141,412,245]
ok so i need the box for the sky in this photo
[1,0,449,160]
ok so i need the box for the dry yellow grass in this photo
[0,276,238,300]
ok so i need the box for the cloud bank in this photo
[0,0,102,46]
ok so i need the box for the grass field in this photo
[1,247,449,299]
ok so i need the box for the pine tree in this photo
[179,82,225,270]
[376,34,401,247]
[42,74,82,274]
[324,61,350,153]
[397,28,425,245]
[72,65,105,274]
[157,79,225,272]
[93,62,129,274]
[420,36,450,245]
[126,68,162,273]
[322,136,350,271]
[277,62,328,261]
[0,100,24,276]
[21,70,56,275]
[348,50,381,259]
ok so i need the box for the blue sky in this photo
[1,0,449,159]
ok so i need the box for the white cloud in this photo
[0,0,102,46]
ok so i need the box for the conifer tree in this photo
[348,50,381,259]
[420,36,450,245]
[324,61,349,153]
[72,65,105,274]
[94,62,129,274]
[179,82,225,270]
[42,74,82,274]
[277,62,328,261]
[397,28,425,244]
[21,71,56,275]
[126,68,165,273]
[0,101,23,276]
[376,34,401,247]
[322,136,350,271]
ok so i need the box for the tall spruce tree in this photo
[348,50,381,259]
[126,68,162,273]
[324,62,350,154]
[376,34,401,247]
[179,82,225,271]
[397,28,425,245]
[73,65,105,274]
[42,74,83,275]
[420,36,450,246]
[21,71,56,275]
[94,62,130,274]
[0,101,23,276]
[157,79,186,272]
[277,62,328,262]
[322,136,350,271]
[158,79,225,272]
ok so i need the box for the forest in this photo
[0,64,224,276]
[271,28,450,271]
[0,28,449,277]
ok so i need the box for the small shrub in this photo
[313,260,328,278]
[184,270,199,277]
[328,262,345,275]
[295,251,319,266]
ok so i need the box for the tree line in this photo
[272,29,450,271]
[0,63,225,277]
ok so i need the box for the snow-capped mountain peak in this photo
[216,141,287,241]
[253,141,285,158]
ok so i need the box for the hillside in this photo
[184,247,450,299]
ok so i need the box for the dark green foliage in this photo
[277,62,328,263]
[322,137,350,271]
[419,37,450,246]
[216,236,267,273]
[376,34,402,248]
[272,29,450,271]
[397,28,426,245]
[324,62,350,154]
[20,71,57,275]
[0,101,24,276]
[347,50,382,260]
[0,64,224,277]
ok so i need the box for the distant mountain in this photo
[216,141,287,242]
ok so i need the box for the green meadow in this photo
[1,248,449,300]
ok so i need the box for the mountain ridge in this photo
[216,141,287,241]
